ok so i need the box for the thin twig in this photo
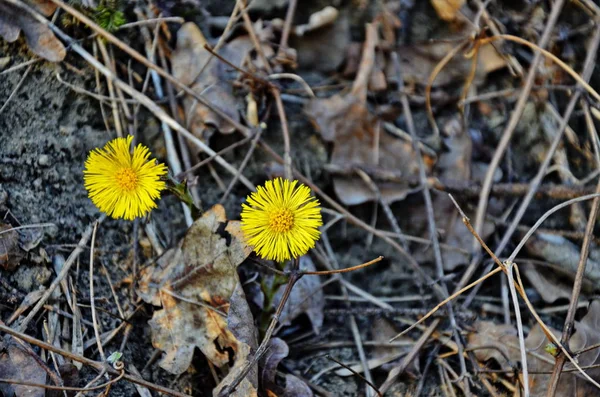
[546,99,600,395]
[326,355,382,397]
[89,221,105,361]
[0,64,33,114]
[17,217,103,332]
[472,0,565,254]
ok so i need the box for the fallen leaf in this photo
[430,0,466,22]
[137,204,252,375]
[213,282,258,397]
[172,22,273,140]
[525,233,600,284]
[520,261,593,304]
[389,41,506,88]
[0,0,65,62]
[0,222,24,271]
[261,338,313,397]
[469,301,600,396]
[307,24,433,205]
[273,256,324,334]
[0,335,47,397]
[289,8,349,73]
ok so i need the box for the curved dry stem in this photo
[302,256,383,275]
[480,34,600,103]
[425,40,470,136]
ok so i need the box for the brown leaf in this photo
[137,204,252,375]
[525,233,600,284]
[306,24,432,205]
[0,222,24,271]
[469,301,600,396]
[388,41,506,88]
[261,338,313,397]
[0,0,65,62]
[213,283,258,397]
[172,22,273,139]
[0,336,47,397]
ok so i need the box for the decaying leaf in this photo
[307,24,433,206]
[430,0,466,22]
[0,222,24,271]
[137,204,252,375]
[0,0,66,62]
[525,233,600,284]
[172,22,273,140]
[520,261,594,304]
[469,301,600,396]
[261,338,313,397]
[0,336,47,397]
[213,283,258,397]
[273,256,324,334]
[289,7,349,73]
[390,41,506,88]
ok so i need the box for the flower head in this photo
[84,135,167,220]
[241,178,322,262]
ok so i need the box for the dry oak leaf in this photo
[137,204,252,375]
[0,0,65,62]
[469,301,600,396]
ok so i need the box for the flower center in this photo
[269,208,294,233]
[115,167,138,191]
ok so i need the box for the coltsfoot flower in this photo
[241,178,322,262]
[84,135,167,220]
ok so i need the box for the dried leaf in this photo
[0,0,65,62]
[520,262,591,304]
[307,24,432,205]
[388,41,506,88]
[430,0,466,22]
[172,22,273,139]
[261,338,313,397]
[213,282,258,397]
[0,336,47,397]
[0,222,24,271]
[525,233,600,284]
[289,8,349,72]
[469,301,600,396]
[273,256,324,334]
[137,204,252,375]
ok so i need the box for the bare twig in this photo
[326,355,382,397]
[88,221,105,361]
[17,217,104,332]
[472,0,565,252]
[546,99,600,395]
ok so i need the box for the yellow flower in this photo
[241,178,322,262]
[84,135,168,220]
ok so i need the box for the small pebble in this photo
[38,154,50,166]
